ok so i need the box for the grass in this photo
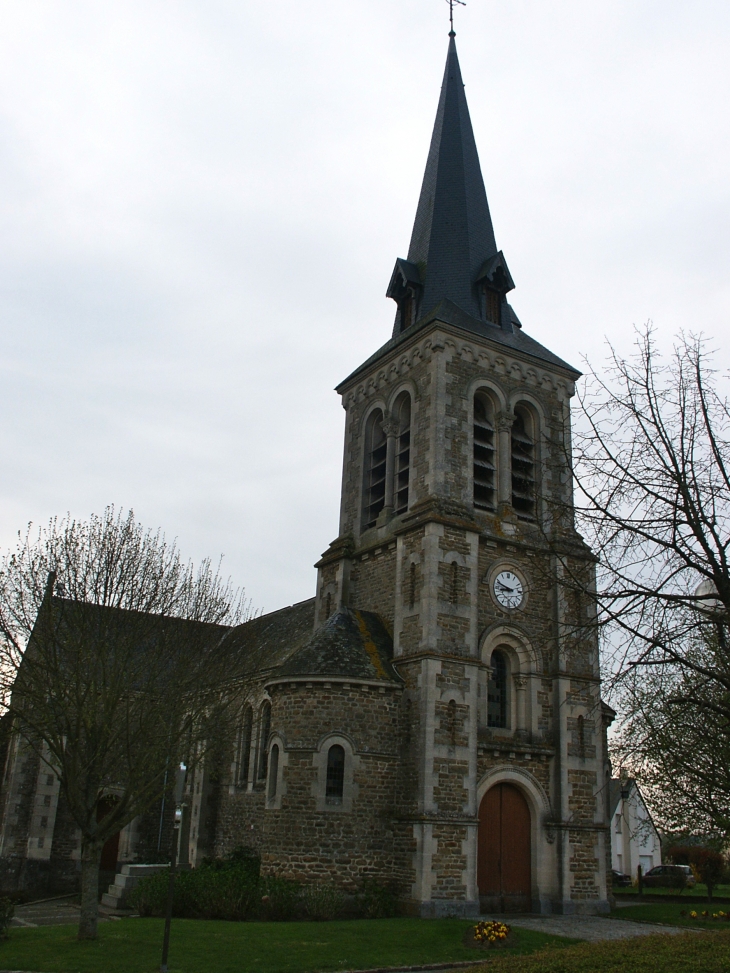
[613,901,730,929]
[472,929,730,973]
[0,917,573,973]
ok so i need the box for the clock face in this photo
[493,570,524,609]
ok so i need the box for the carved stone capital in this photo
[496,411,516,433]
[513,674,528,689]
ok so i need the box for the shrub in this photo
[260,877,301,921]
[0,898,14,939]
[298,884,345,921]
[358,879,398,918]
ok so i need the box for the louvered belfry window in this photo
[362,409,387,529]
[511,406,536,519]
[394,394,411,515]
[473,391,496,510]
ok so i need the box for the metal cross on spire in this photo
[445,0,466,35]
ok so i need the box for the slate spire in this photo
[387,35,514,334]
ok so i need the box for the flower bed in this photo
[464,919,513,948]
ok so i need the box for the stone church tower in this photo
[0,32,612,917]
[311,34,612,915]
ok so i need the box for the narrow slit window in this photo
[394,394,411,515]
[447,699,457,745]
[450,561,458,605]
[258,701,271,780]
[362,409,387,529]
[239,706,253,784]
[473,392,496,511]
[267,744,279,800]
[325,745,345,805]
[487,650,508,728]
[511,406,536,519]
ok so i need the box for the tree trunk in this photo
[78,840,102,940]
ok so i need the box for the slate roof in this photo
[270,608,400,685]
[405,36,498,323]
[338,297,580,391]
[217,598,316,677]
[359,36,580,388]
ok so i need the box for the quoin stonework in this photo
[0,34,614,915]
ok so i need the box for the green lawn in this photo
[613,901,730,929]
[476,929,730,973]
[0,917,572,973]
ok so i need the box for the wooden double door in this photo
[478,783,532,913]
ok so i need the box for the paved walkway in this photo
[11,896,109,928]
[480,913,692,942]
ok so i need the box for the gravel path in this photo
[480,913,692,942]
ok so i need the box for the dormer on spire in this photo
[388,36,511,335]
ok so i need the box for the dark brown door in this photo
[478,783,531,912]
[97,796,121,872]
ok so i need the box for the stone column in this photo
[382,415,397,515]
[496,412,515,506]
[513,674,528,738]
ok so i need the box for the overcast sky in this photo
[1,0,728,614]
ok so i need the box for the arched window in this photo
[325,745,345,805]
[257,701,271,780]
[267,744,279,800]
[362,409,387,529]
[485,287,501,325]
[473,391,496,511]
[394,393,411,515]
[239,706,253,784]
[511,405,536,519]
[487,650,508,729]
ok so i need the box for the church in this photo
[0,34,613,915]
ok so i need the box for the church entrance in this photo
[97,796,121,872]
[478,783,531,912]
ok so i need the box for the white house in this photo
[610,778,662,878]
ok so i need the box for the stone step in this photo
[120,863,169,877]
[104,863,170,910]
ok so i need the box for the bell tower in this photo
[315,34,611,916]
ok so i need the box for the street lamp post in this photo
[160,762,187,973]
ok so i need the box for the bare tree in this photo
[0,507,253,940]
[563,327,730,832]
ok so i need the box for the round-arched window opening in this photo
[267,744,279,800]
[325,744,345,805]
[511,406,536,520]
[487,650,508,728]
[473,391,497,511]
[362,409,387,529]
[258,701,272,780]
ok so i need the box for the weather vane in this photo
[445,0,466,35]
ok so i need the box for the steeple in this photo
[387,36,515,335]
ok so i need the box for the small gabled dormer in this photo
[387,258,423,335]
[474,251,515,331]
